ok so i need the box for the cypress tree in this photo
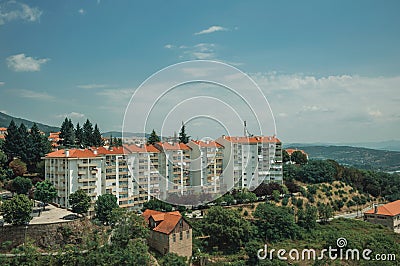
[147,129,160,145]
[93,124,103,147]
[3,120,19,160]
[29,123,51,170]
[178,122,190,144]
[17,123,29,163]
[82,119,94,147]
[75,122,83,147]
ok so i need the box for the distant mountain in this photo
[285,140,400,152]
[285,144,400,172]
[0,112,59,134]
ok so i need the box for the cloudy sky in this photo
[1,0,399,143]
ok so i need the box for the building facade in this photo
[216,136,283,190]
[188,140,223,194]
[142,209,192,258]
[364,200,400,233]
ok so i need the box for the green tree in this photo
[34,180,57,210]
[95,193,119,225]
[0,194,33,225]
[17,123,30,163]
[159,253,187,266]
[272,190,280,202]
[147,129,160,145]
[3,120,19,160]
[178,122,190,144]
[318,203,333,224]
[93,124,103,147]
[59,118,75,148]
[142,198,172,212]
[253,203,302,242]
[282,149,290,163]
[28,123,51,171]
[291,150,308,165]
[297,204,318,230]
[82,119,94,147]
[11,176,33,195]
[203,206,255,251]
[110,208,149,248]
[0,149,7,168]
[75,122,83,147]
[9,158,27,177]
[69,189,91,216]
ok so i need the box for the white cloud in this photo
[368,109,382,118]
[13,89,55,100]
[164,44,174,49]
[6,53,49,72]
[0,1,42,25]
[195,25,228,35]
[78,9,85,15]
[77,84,112,89]
[0,82,5,86]
[56,112,85,118]
[182,43,216,60]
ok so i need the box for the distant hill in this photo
[286,140,400,152]
[102,131,149,138]
[285,145,400,172]
[0,112,59,134]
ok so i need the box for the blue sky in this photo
[1,0,400,143]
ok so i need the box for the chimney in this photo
[374,204,378,214]
[65,149,70,157]
[93,149,98,155]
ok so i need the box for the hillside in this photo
[286,145,400,172]
[0,112,59,133]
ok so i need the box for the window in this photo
[180,232,183,240]
[173,234,176,242]
[186,230,190,239]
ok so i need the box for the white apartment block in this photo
[187,140,223,194]
[153,142,192,200]
[215,136,283,190]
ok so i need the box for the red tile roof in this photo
[0,127,7,131]
[123,144,160,153]
[45,149,99,158]
[155,142,191,151]
[365,200,400,217]
[0,135,5,139]
[223,136,281,144]
[191,140,224,148]
[286,148,308,156]
[142,209,183,234]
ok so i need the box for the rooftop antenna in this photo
[244,120,252,137]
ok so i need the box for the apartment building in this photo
[364,200,400,233]
[153,142,192,200]
[0,127,7,140]
[44,149,103,212]
[187,140,224,194]
[215,135,283,190]
[44,145,161,211]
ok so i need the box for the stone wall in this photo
[0,219,91,250]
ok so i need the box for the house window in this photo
[173,234,176,242]
[186,230,190,239]
[180,232,183,240]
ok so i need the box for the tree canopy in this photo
[178,122,190,144]
[69,189,91,215]
[95,193,119,225]
[34,180,57,210]
[0,194,33,225]
[147,129,160,145]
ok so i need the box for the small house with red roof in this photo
[364,200,400,233]
[142,209,192,258]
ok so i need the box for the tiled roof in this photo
[0,135,5,139]
[155,142,191,151]
[0,127,7,131]
[365,200,400,217]
[123,144,161,153]
[286,148,308,156]
[191,140,224,148]
[45,149,99,158]
[94,146,125,155]
[142,209,184,234]
[223,136,281,144]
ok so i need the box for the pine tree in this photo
[17,123,29,163]
[82,119,94,147]
[75,122,83,147]
[147,129,160,145]
[93,124,103,147]
[3,120,19,160]
[109,134,113,147]
[59,118,75,148]
[28,123,51,171]
[178,122,190,144]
